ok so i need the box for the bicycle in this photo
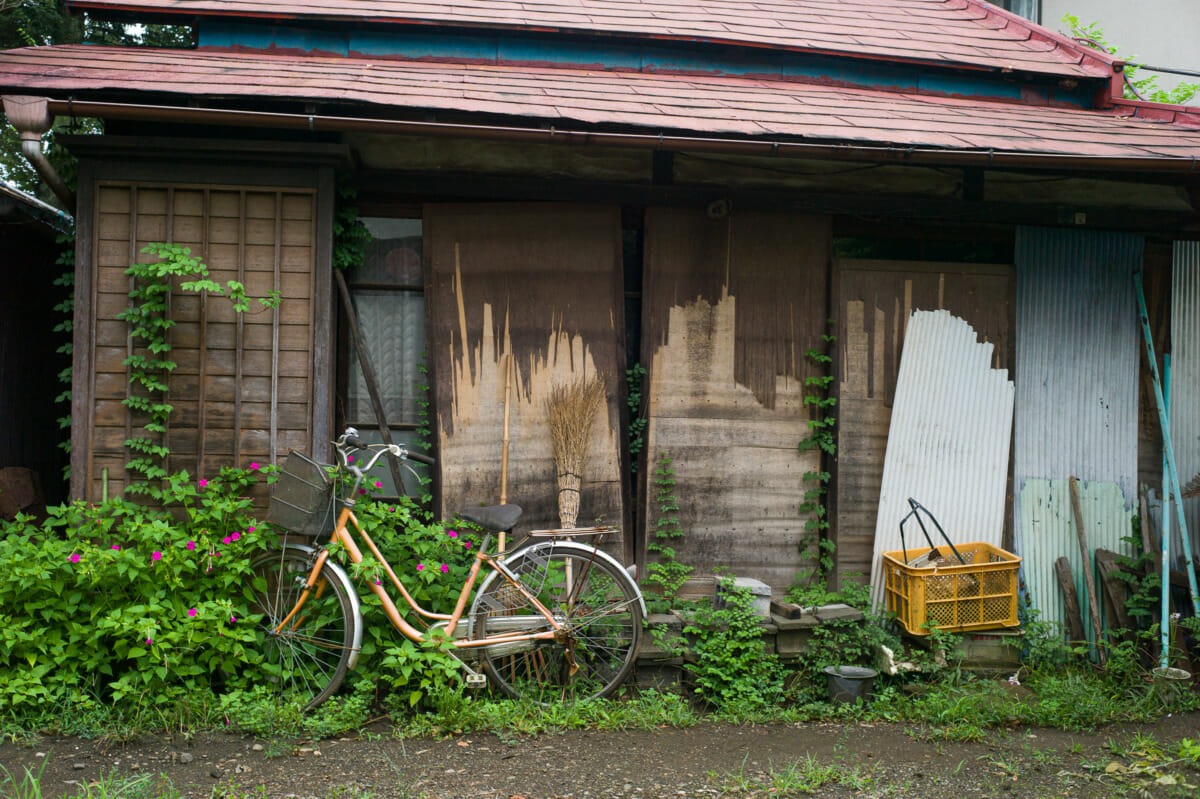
[250,427,645,710]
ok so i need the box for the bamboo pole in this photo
[499,353,513,553]
[334,269,407,494]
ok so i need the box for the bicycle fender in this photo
[482,541,648,619]
[279,544,365,671]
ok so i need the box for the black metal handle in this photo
[899,498,966,566]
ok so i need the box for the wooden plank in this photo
[1095,548,1135,634]
[1070,475,1106,663]
[642,208,830,592]
[426,203,627,548]
[1055,556,1087,643]
[833,258,1013,587]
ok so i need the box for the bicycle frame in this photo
[273,475,567,653]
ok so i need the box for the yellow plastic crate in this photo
[881,542,1021,636]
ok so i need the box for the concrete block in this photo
[714,576,772,618]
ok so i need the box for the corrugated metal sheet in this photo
[1018,479,1133,639]
[869,310,1014,606]
[65,0,1113,79]
[1172,241,1200,562]
[6,46,1200,160]
[1012,227,1142,625]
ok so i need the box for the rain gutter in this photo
[3,96,76,212]
[45,97,1200,175]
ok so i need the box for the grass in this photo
[710,755,875,797]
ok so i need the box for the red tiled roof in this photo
[66,0,1113,79]
[3,45,1196,161]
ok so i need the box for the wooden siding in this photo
[82,183,318,500]
[833,259,1013,588]
[425,204,627,555]
[641,208,830,593]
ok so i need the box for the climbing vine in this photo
[52,232,75,482]
[117,243,278,497]
[796,321,837,587]
[332,180,370,273]
[625,363,648,473]
[645,453,693,613]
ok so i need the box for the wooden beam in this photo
[1055,556,1087,644]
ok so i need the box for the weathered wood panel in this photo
[82,182,319,499]
[426,204,627,556]
[641,208,830,594]
[834,259,1013,588]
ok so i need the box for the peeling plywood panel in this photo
[642,208,830,593]
[834,259,1012,588]
[1172,241,1200,562]
[425,204,626,553]
[867,310,1014,607]
[1018,479,1133,638]
[1013,227,1142,569]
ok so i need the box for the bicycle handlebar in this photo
[335,427,437,472]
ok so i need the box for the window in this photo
[993,0,1039,23]
[342,216,427,497]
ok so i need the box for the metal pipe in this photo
[2,95,75,211]
[46,98,1200,175]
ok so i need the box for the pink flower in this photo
[249,462,260,470]
[145,637,152,645]
[416,563,425,571]
[111,544,121,551]
[447,530,458,538]
[222,536,232,545]
[199,479,208,488]
[375,579,382,586]
[187,608,197,618]
[464,542,472,550]
[248,526,255,533]
[69,553,81,564]
[440,564,449,574]
[186,541,196,550]
[373,481,382,489]
[388,507,395,513]
[231,532,240,541]
[347,455,354,463]
[230,616,237,623]
[358,488,367,496]
[151,551,162,562]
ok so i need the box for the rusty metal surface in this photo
[63,0,1110,78]
[1172,241,1200,562]
[868,309,1014,608]
[5,46,1200,160]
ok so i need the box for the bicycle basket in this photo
[267,450,335,539]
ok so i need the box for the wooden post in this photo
[1055,557,1087,644]
[1069,476,1106,664]
[334,269,407,495]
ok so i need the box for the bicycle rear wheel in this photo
[248,546,361,711]
[470,543,642,704]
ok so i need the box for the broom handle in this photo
[499,354,512,552]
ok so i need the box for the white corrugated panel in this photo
[1018,479,1133,638]
[869,309,1015,606]
[1171,242,1200,563]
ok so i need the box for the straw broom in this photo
[546,373,607,528]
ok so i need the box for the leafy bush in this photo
[683,577,785,712]
[0,466,274,715]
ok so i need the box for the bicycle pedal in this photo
[465,673,487,686]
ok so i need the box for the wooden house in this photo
[2,1,1199,601]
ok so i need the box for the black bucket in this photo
[823,665,877,705]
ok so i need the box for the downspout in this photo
[2,95,76,213]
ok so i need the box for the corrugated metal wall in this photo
[869,309,1014,606]
[1172,241,1200,562]
[1013,227,1143,626]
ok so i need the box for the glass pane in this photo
[347,290,425,425]
[356,217,423,285]
[352,427,429,499]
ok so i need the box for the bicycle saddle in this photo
[458,503,523,532]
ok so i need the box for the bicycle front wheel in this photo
[470,543,642,704]
[248,546,361,711]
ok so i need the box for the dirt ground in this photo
[3,712,1199,799]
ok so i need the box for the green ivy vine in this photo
[117,243,279,498]
[796,320,837,587]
